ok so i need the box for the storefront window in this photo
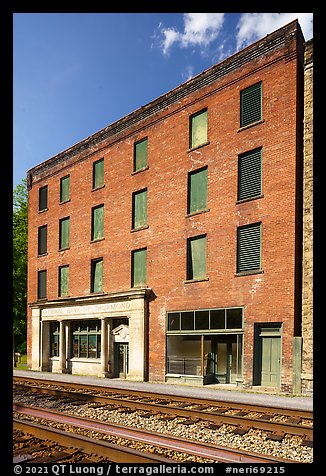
[72,320,101,358]
[167,335,201,375]
[195,310,209,330]
[181,312,194,330]
[167,307,243,332]
[168,313,180,331]
[227,308,243,329]
[166,307,244,383]
[210,309,225,329]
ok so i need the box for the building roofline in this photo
[27,19,303,183]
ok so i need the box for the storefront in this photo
[29,289,152,381]
[166,307,244,386]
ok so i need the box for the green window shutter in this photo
[60,175,70,203]
[93,158,104,189]
[38,270,47,299]
[240,82,262,127]
[238,148,262,201]
[60,217,70,250]
[132,189,147,229]
[190,109,208,149]
[39,186,48,211]
[134,138,148,171]
[92,205,104,240]
[91,259,103,293]
[237,223,261,273]
[132,248,147,287]
[188,167,208,214]
[59,266,69,297]
[38,225,47,255]
[187,235,206,280]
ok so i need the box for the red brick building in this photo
[27,20,310,394]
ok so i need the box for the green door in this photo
[261,335,281,387]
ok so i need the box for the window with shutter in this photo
[60,175,70,203]
[91,258,103,293]
[188,167,208,214]
[134,138,148,172]
[132,189,147,229]
[93,158,104,189]
[187,235,207,280]
[39,186,48,211]
[91,204,104,241]
[38,225,47,255]
[59,265,69,297]
[38,270,47,299]
[237,223,262,273]
[238,148,262,201]
[190,109,208,149]
[132,248,147,287]
[59,217,70,250]
[240,82,262,128]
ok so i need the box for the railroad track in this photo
[14,403,296,463]
[14,427,111,464]
[13,414,172,463]
[13,376,313,445]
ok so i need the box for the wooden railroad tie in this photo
[232,426,250,436]
[258,414,275,421]
[301,436,313,448]
[179,418,200,425]
[286,417,301,424]
[206,423,223,430]
[138,412,156,418]
[158,415,176,421]
[267,432,285,442]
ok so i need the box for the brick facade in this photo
[27,20,311,394]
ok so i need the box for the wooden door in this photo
[261,336,281,387]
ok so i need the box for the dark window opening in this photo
[39,186,48,211]
[38,225,47,255]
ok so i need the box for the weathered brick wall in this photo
[301,40,313,395]
[27,21,305,392]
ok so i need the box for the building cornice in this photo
[29,288,155,309]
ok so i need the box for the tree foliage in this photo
[13,178,28,353]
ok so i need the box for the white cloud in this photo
[236,13,313,50]
[181,64,195,82]
[161,27,180,55]
[159,13,225,55]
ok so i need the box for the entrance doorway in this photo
[114,343,129,378]
[204,336,240,384]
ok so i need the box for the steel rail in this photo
[14,379,313,441]
[14,403,296,464]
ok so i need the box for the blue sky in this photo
[13,13,313,189]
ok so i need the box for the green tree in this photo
[13,178,28,356]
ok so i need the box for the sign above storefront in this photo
[42,300,131,317]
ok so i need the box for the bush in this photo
[16,341,27,354]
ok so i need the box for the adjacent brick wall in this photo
[27,21,307,393]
